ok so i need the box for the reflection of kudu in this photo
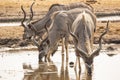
[23,56,70,80]
[23,62,58,80]
[39,8,96,67]
[60,48,70,80]
[68,11,109,80]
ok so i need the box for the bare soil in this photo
[0,0,120,48]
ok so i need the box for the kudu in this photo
[21,2,94,62]
[38,8,96,67]
[68,11,109,80]
[21,2,35,40]
[21,2,93,42]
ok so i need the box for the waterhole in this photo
[0,45,120,80]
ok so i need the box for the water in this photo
[93,53,120,80]
[0,22,21,27]
[97,15,120,22]
[0,46,120,80]
[0,16,120,27]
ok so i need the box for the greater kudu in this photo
[38,8,96,67]
[21,2,94,62]
[68,11,109,80]
[21,2,93,41]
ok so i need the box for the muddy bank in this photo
[0,38,29,48]
[0,37,120,48]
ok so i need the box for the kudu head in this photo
[37,37,58,62]
[21,2,35,40]
[68,21,109,76]
[38,37,50,62]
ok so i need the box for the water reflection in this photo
[0,47,120,80]
[59,52,70,80]
[23,49,71,80]
[23,60,70,80]
[23,62,58,80]
[0,16,120,27]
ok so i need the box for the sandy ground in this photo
[0,0,120,47]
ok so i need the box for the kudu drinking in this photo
[21,2,94,62]
[68,11,109,80]
[38,8,96,67]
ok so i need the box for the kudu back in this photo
[72,11,95,55]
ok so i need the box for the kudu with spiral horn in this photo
[21,2,94,62]
[21,2,93,42]
[37,8,96,67]
[21,2,35,40]
[68,18,109,80]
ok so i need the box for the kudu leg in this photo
[78,57,81,72]
[74,56,81,80]
[65,39,69,68]
[65,65,70,80]
[74,66,81,80]
[74,49,81,73]
[74,56,81,72]
[74,57,78,71]
[61,38,65,68]
[47,47,56,62]
[77,56,81,80]
[46,45,58,62]
[60,51,65,80]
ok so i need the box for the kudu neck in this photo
[32,16,50,30]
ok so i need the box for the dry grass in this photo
[1,0,120,14]
[0,0,120,19]
[92,0,120,12]
[0,26,23,39]
[95,22,120,40]
[0,0,120,41]
[1,0,120,10]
